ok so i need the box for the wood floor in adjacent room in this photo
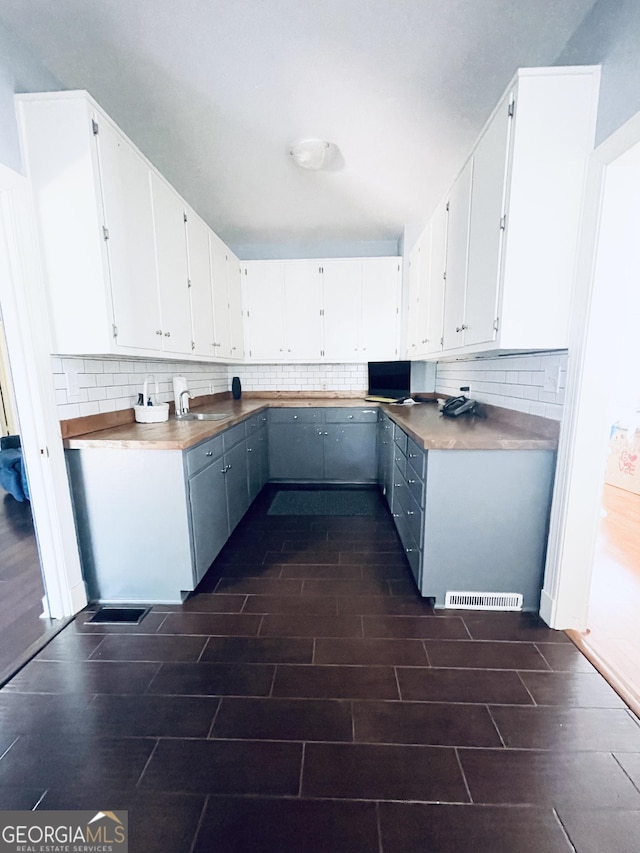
[0,493,54,682]
[583,483,640,712]
[1,485,640,852]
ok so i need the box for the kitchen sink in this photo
[175,412,230,421]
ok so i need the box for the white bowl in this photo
[134,403,169,424]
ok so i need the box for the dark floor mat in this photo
[267,489,380,516]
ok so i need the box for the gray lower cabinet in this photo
[268,407,378,482]
[383,418,556,611]
[189,454,229,584]
[224,439,250,532]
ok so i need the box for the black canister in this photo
[231,376,242,400]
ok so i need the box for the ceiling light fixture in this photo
[289,138,332,170]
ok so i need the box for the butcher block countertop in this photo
[62,393,559,452]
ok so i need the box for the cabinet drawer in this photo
[324,408,379,423]
[405,466,425,506]
[245,414,260,435]
[406,443,426,482]
[396,479,423,544]
[269,408,322,424]
[392,460,407,492]
[223,422,246,450]
[393,450,406,479]
[393,426,407,455]
[185,434,224,477]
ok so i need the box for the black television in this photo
[367,360,411,401]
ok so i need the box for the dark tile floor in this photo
[2,485,640,851]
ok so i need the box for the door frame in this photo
[540,110,640,629]
[0,162,87,618]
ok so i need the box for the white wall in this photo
[0,19,61,171]
[556,0,640,145]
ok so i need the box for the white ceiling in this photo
[0,0,598,256]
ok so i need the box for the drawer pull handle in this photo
[205,451,213,457]
[408,479,416,484]
[406,547,416,553]
[407,510,415,516]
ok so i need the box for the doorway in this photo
[541,117,640,707]
[0,162,87,681]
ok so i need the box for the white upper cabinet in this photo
[243,262,286,360]
[17,90,239,362]
[185,208,215,358]
[283,261,323,361]
[425,200,448,355]
[321,259,362,362]
[150,173,192,354]
[226,250,245,361]
[96,117,162,352]
[464,90,513,347]
[410,66,599,359]
[210,232,233,360]
[442,158,473,350]
[360,258,401,361]
[243,257,401,363]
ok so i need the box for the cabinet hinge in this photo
[443,271,447,281]
[508,100,515,118]
[500,215,507,230]
[320,308,324,316]
[493,317,499,332]
[112,324,118,338]
[446,201,450,213]
[191,340,195,351]
[102,226,109,241]
[247,309,250,317]
[183,212,188,223]
[92,119,99,135]
[187,278,192,288]
[440,336,444,347]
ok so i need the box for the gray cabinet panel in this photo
[185,434,224,478]
[223,422,246,451]
[189,459,229,583]
[269,408,322,424]
[324,408,378,423]
[225,440,250,532]
[421,449,555,610]
[324,423,377,482]
[268,423,324,480]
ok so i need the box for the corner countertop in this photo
[62,395,559,452]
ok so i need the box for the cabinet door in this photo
[268,424,324,480]
[188,460,229,584]
[360,258,400,361]
[426,200,448,354]
[284,261,323,360]
[186,210,215,358]
[465,92,513,347]
[150,173,192,354]
[246,434,262,501]
[243,262,286,360]
[324,424,378,482]
[96,119,161,351]
[442,159,473,350]
[322,259,362,361]
[210,232,232,359]
[225,441,250,533]
[406,238,422,358]
[227,251,245,359]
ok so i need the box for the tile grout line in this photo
[188,794,210,853]
[297,742,306,798]
[453,747,474,804]
[206,697,223,738]
[551,806,578,852]
[485,703,507,748]
[134,737,160,788]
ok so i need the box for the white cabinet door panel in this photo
[186,210,215,358]
[227,251,244,360]
[442,159,472,351]
[322,259,362,362]
[360,257,400,360]
[244,262,285,360]
[151,173,192,354]
[284,261,323,361]
[426,200,448,354]
[464,91,512,347]
[210,233,232,359]
[97,119,161,351]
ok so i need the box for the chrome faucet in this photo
[177,389,193,417]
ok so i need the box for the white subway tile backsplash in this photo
[433,351,568,421]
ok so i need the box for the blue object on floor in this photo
[0,435,30,502]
